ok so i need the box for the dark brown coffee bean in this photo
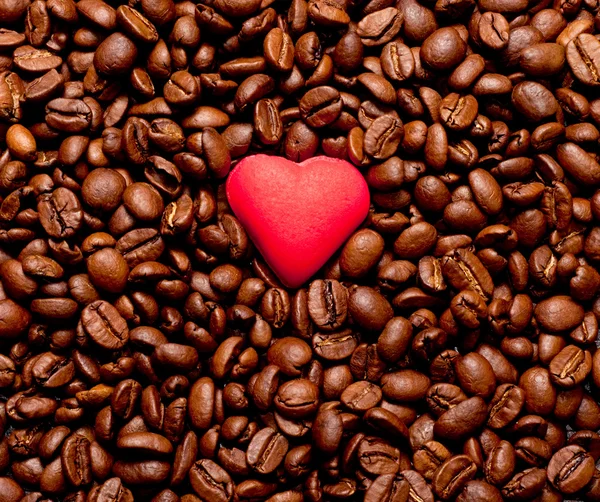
[434,397,488,441]
[5,124,36,161]
[519,367,557,415]
[308,0,350,27]
[267,337,312,377]
[37,188,82,239]
[45,98,92,132]
[81,300,129,350]
[313,329,358,360]
[440,94,478,131]
[549,345,592,388]
[512,81,559,121]
[246,427,288,474]
[485,440,516,486]
[307,279,347,331]
[566,34,600,86]
[487,384,525,429]
[94,33,137,76]
[254,99,283,146]
[432,455,477,500]
[264,28,294,72]
[348,286,394,331]
[299,86,342,128]
[534,295,584,332]
[479,12,510,50]
[547,445,595,494]
[421,27,466,70]
[340,229,384,278]
[14,45,62,73]
[502,467,546,500]
[274,379,319,419]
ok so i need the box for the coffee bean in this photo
[479,12,510,50]
[434,397,488,440]
[487,384,525,429]
[502,468,547,500]
[534,295,584,332]
[512,83,559,123]
[246,427,288,474]
[358,436,401,475]
[117,5,158,43]
[61,434,92,487]
[566,34,600,86]
[308,0,350,27]
[457,480,503,502]
[33,351,75,388]
[340,229,384,278]
[299,86,342,128]
[6,124,36,161]
[440,94,478,131]
[306,279,347,331]
[112,459,170,485]
[312,329,358,360]
[421,27,466,71]
[547,445,595,494]
[454,352,496,398]
[14,45,62,73]
[432,454,477,500]
[274,379,319,419]
[45,98,92,132]
[94,33,138,76]
[349,286,394,331]
[87,248,129,294]
[356,7,403,46]
[519,367,557,415]
[81,300,129,350]
[341,380,382,412]
[520,43,566,76]
[484,440,516,486]
[549,345,592,388]
[264,28,294,72]
[556,142,600,185]
[254,98,283,146]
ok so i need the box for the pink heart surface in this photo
[226,154,370,288]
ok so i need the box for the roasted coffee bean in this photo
[534,295,584,332]
[307,279,347,331]
[61,435,92,487]
[246,427,288,474]
[484,440,516,486]
[566,34,600,86]
[434,397,488,440]
[502,468,547,499]
[340,229,384,278]
[357,436,402,475]
[267,337,312,376]
[432,455,477,500]
[189,459,234,501]
[299,86,342,128]
[547,445,595,494]
[37,188,82,239]
[94,33,137,77]
[421,27,466,71]
[549,345,592,388]
[81,300,129,350]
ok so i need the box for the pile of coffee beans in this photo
[4,0,600,500]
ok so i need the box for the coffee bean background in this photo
[2,0,600,500]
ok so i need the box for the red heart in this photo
[226,154,370,288]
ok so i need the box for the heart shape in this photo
[226,154,370,288]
